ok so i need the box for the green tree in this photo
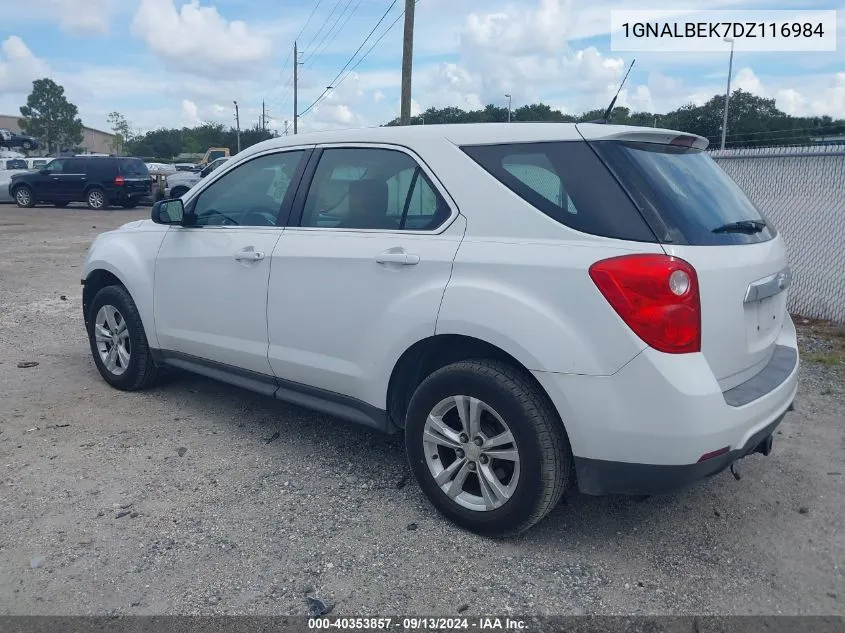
[106,111,134,155]
[19,78,84,153]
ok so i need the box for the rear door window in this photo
[299,148,451,231]
[461,141,656,242]
[61,158,86,174]
[591,141,776,246]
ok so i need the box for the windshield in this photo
[592,141,775,246]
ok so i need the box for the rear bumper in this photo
[532,315,799,494]
[572,408,789,495]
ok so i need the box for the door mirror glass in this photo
[152,199,185,225]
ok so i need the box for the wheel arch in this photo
[387,333,568,434]
[82,269,127,328]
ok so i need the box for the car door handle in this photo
[375,249,420,266]
[234,250,265,262]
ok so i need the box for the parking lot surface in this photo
[0,204,843,616]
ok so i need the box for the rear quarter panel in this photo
[424,137,662,377]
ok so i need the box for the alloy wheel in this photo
[15,188,32,207]
[94,304,131,376]
[88,190,105,209]
[422,395,521,512]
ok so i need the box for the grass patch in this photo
[804,352,843,367]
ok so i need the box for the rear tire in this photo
[405,359,570,537]
[87,285,159,391]
[86,187,108,210]
[13,185,35,208]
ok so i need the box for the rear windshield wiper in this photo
[712,220,767,234]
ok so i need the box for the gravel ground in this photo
[0,204,843,616]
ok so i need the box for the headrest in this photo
[348,179,388,219]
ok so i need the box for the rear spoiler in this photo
[575,124,710,151]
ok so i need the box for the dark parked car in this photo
[9,156,152,209]
[0,128,40,151]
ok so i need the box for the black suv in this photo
[9,156,152,209]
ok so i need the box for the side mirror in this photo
[151,198,185,225]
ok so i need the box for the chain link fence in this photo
[710,145,845,323]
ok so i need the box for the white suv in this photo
[81,123,798,536]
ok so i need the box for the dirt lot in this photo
[0,204,843,616]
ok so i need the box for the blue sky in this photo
[1,0,843,136]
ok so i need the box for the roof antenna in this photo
[590,58,636,124]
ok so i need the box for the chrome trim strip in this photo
[744,266,792,303]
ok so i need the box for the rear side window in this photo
[461,141,656,242]
[591,141,776,245]
[4,159,26,170]
[299,148,450,231]
[119,158,150,177]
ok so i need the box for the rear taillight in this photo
[589,254,701,354]
[114,175,125,186]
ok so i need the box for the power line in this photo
[300,0,403,118]
[305,0,363,69]
[334,5,406,89]
[302,0,345,57]
[264,0,324,102]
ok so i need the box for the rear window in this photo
[119,158,150,177]
[461,141,656,242]
[591,141,776,246]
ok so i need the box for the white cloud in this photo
[0,36,50,94]
[52,0,113,35]
[181,99,201,126]
[733,67,763,94]
[463,0,572,56]
[131,0,274,78]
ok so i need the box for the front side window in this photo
[300,147,450,231]
[45,159,64,173]
[190,150,304,227]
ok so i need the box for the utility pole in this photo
[262,101,266,131]
[233,100,241,153]
[720,37,735,150]
[400,0,415,125]
[505,94,512,123]
[284,120,289,136]
[293,41,299,134]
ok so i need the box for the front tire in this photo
[405,360,570,537]
[87,285,159,391]
[13,185,35,208]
